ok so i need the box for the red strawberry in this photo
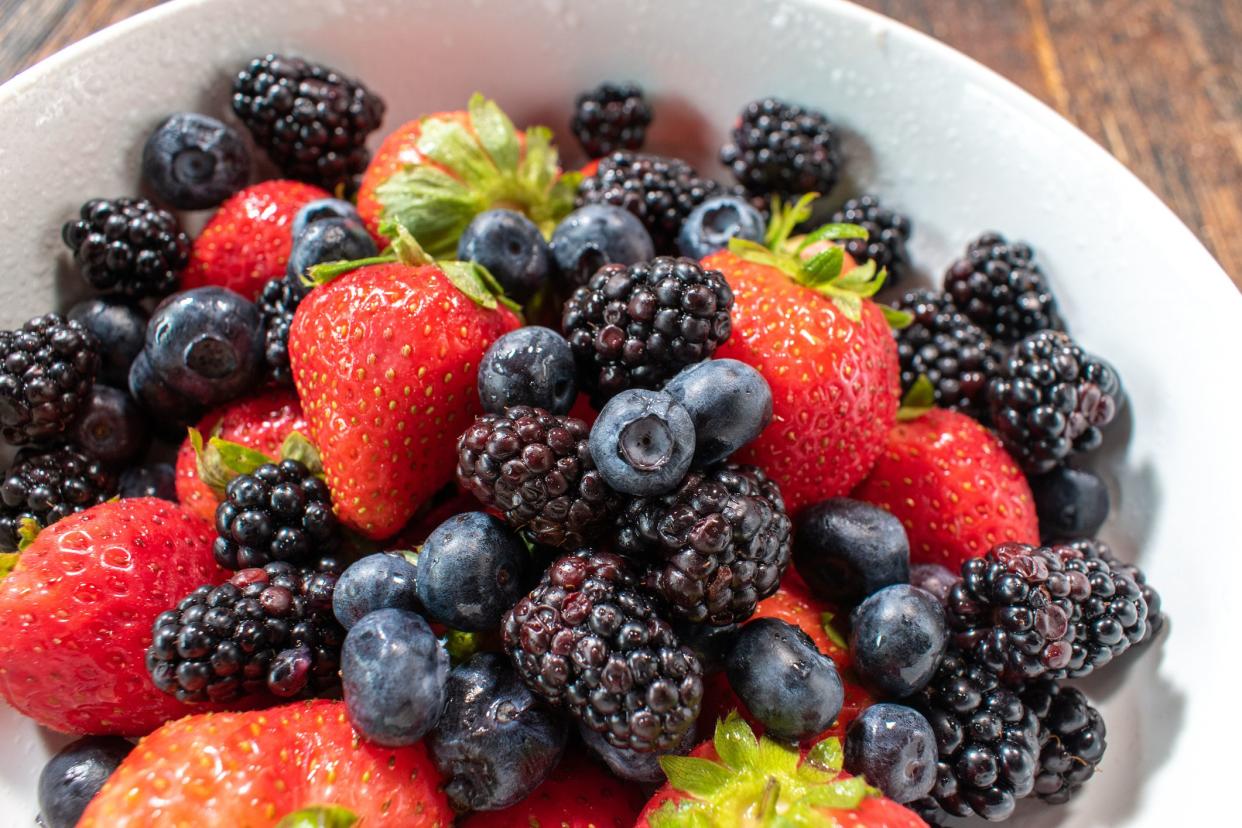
[79,699,452,827]
[0,498,224,735]
[852,406,1039,570]
[182,180,329,300]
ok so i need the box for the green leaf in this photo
[416,114,498,191]
[831,259,878,291]
[375,165,486,258]
[881,303,914,330]
[802,245,844,286]
[275,805,358,828]
[515,126,559,201]
[195,433,275,498]
[388,223,436,268]
[819,612,848,651]
[648,800,713,828]
[804,737,845,775]
[897,374,937,421]
[472,262,523,314]
[765,193,818,249]
[801,776,870,809]
[279,431,323,476]
[755,732,800,778]
[304,255,397,288]
[16,517,41,552]
[398,549,419,567]
[212,438,272,476]
[713,712,760,772]
[439,261,498,310]
[443,629,482,665]
[0,551,20,579]
[468,92,520,172]
[801,221,869,246]
[659,755,734,797]
[819,289,863,322]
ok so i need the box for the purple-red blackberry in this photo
[943,232,1063,343]
[212,459,339,570]
[1061,538,1160,658]
[0,313,100,446]
[257,275,308,384]
[720,97,842,197]
[1068,538,1165,643]
[0,447,115,551]
[830,195,913,283]
[62,198,191,298]
[894,289,1000,420]
[1021,679,1106,803]
[570,82,653,159]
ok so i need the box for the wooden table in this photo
[2,0,1239,285]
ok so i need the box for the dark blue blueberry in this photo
[550,204,654,286]
[141,113,249,210]
[73,385,149,467]
[589,389,694,496]
[67,298,148,388]
[478,326,577,414]
[144,287,263,406]
[37,736,131,828]
[909,562,958,605]
[578,719,695,783]
[118,462,176,501]
[415,512,528,632]
[428,653,568,810]
[844,703,938,803]
[127,351,204,440]
[793,498,910,606]
[333,552,422,629]
[676,195,766,259]
[341,608,448,746]
[1030,466,1110,541]
[292,197,360,239]
[662,359,772,466]
[458,209,552,303]
[850,585,947,698]
[286,217,378,282]
[673,620,738,675]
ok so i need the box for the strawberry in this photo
[182,180,330,300]
[706,196,905,514]
[0,498,224,735]
[79,699,452,827]
[289,226,519,538]
[852,404,1039,570]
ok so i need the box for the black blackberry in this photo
[502,549,703,752]
[561,257,733,403]
[213,460,339,570]
[910,649,1041,823]
[61,198,190,298]
[894,290,1000,420]
[615,464,792,627]
[1060,538,1159,660]
[0,447,115,551]
[570,82,653,158]
[146,560,344,703]
[829,195,913,283]
[1021,679,1106,803]
[719,97,842,197]
[456,406,621,548]
[987,330,1123,474]
[0,313,100,446]
[257,276,308,384]
[943,232,1063,343]
[1067,538,1164,643]
[231,54,386,193]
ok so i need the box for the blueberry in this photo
[850,585,947,698]
[579,719,695,783]
[118,462,176,501]
[128,351,204,439]
[909,563,958,605]
[144,287,263,406]
[292,197,360,239]
[286,217,378,282]
[415,512,528,631]
[341,608,448,746]
[1030,465,1110,541]
[428,653,567,810]
[844,703,938,803]
[662,359,772,466]
[725,617,843,741]
[458,209,552,303]
[73,385,150,467]
[673,620,738,674]
[37,736,131,828]
[589,389,694,496]
[333,552,422,629]
[550,204,655,286]
[67,298,148,387]
[141,113,249,210]
[676,195,766,259]
[793,498,910,606]
[478,326,577,414]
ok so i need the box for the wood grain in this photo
[1,0,1239,285]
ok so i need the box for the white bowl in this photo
[0,0,1237,825]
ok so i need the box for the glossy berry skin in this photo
[579,720,694,783]
[844,704,937,804]
[830,196,914,285]
[550,203,655,287]
[0,447,116,551]
[256,275,307,384]
[428,653,568,811]
[478,326,577,414]
[1070,537,1165,643]
[570,81,653,158]
[589,389,695,495]
[458,209,552,303]
[212,460,338,569]
[944,232,1062,343]
[416,512,528,632]
[67,298,148,388]
[1022,679,1106,803]
[676,195,766,259]
[127,351,202,439]
[662,358,772,466]
[720,98,842,197]
[674,621,739,675]
[341,608,449,746]
[793,497,910,606]
[893,288,999,419]
[909,563,958,606]
[292,197,359,238]
[333,552,421,629]
[0,312,100,445]
[850,585,948,698]
[1030,465,1110,541]
[61,198,190,298]
[286,216,378,282]
[141,113,250,209]
[726,617,844,741]
[118,462,176,501]
[73,385,148,467]
[37,736,132,828]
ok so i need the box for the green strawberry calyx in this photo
[651,713,877,827]
[190,428,324,499]
[896,374,936,422]
[275,805,358,828]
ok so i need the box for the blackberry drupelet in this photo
[561,256,733,403]
[1067,538,1164,643]
[0,447,115,551]
[0,313,100,446]
[570,82,653,158]
[256,276,308,384]
[987,330,1123,474]
[894,289,1000,420]
[146,560,344,703]
[502,549,704,752]
[213,460,339,570]
[61,198,190,298]
[456,406,620,548]
[830,195,913,283]
[943,232,1063,343]
[719,97,842,197]
[231,54,386,193]
[1021,679,1106,803]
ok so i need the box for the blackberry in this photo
[1021,679,1106,803]
[829,195,913,283]
[146,560,344,703]
[231,54,386,192]
[257,276,308,384]
[570,82,653,158]
[456,406,620,548]
[0,313,100,445]
[987,330,1123,474]
[502,549,704,752]
[1067,538,1164,643]
[943,232,1063,343]
[562,256,733,403]
[61,198,190,298]
[719,97,842,197]
[910,649,1040,823]
[893,290,1000,420]
[615,464,791,626]
[213,460,339,570]
[0,447,115,551]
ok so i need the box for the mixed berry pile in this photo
[0,60,1163,828]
